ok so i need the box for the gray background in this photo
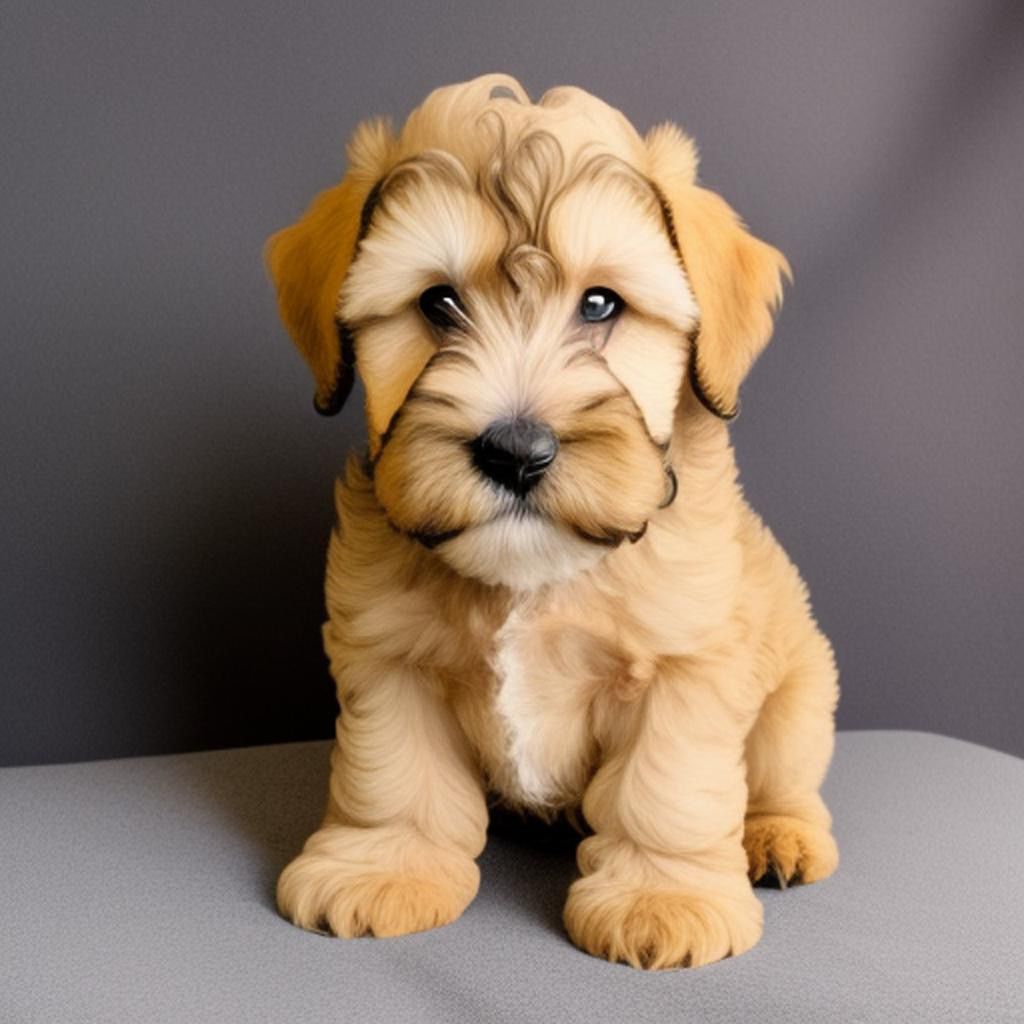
[2,0,1021,767]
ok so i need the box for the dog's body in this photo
[269,74,838,969]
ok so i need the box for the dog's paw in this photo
[743,814,839,887]
[276,825,479,938]
[563,874,763,969]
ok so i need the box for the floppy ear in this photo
[265,118,394,415]
[645,123,791,420]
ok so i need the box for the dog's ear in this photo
[265,118,395,415]
[645,123,791,420]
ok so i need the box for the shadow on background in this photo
[482,806,584,935]
[149,448,342,759]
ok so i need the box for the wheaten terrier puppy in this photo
[267,73,838,969]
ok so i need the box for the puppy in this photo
[267,73,838,969]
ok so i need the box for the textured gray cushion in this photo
[2,731,1021,1023]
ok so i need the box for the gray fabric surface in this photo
[2,730,1021,1023]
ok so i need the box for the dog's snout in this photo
[471,418,559,497]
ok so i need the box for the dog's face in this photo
[345,112,695,589]
[268,75,788,589]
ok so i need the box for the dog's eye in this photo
[580,287,624,324]
[418,284,466,330]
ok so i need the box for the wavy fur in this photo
[269,74,838,969]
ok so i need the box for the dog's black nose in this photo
[471,418,559,497]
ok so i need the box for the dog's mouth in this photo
[393,465,677,553]
[399,504,661,554]
[400,504,541,550]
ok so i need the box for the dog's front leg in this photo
[564,660,763,969]
[277,663,488,938]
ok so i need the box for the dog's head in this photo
[267,74,789,589]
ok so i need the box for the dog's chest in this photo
[471,606,607,809]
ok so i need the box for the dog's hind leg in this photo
[743,623,840,887]
[276,663,488,938]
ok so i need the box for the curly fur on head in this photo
[267,73,837,969]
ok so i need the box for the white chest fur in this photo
[489,607,596,809]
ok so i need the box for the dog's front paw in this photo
[276,825,479,938]
[743,814,839,887]
[563,873,763,969]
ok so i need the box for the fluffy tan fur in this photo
[268,73,838,969]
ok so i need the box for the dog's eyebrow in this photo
[373,150,475,210]
[563,150,667,223]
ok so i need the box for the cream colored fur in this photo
[268,73,838,969]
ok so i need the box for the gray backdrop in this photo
[2,0,1022,767]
